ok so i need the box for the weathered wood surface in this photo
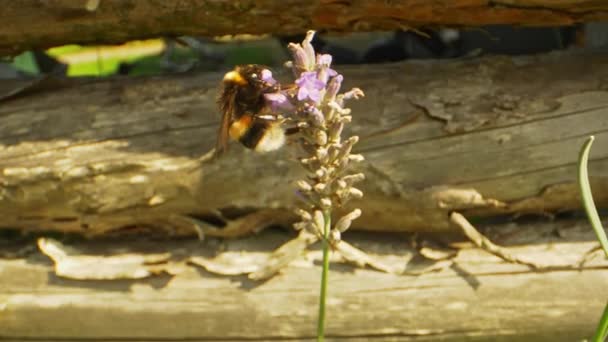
[1,220,607,341]
[1,52,608,236]
[1,0,607,55]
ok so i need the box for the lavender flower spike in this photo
[284,31,365,241]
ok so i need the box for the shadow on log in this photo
[1,51,608,236]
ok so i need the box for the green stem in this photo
[317,210,331,342]
[592,301,608,342]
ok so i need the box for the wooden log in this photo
[1,0,607,55]
[1,52,608,236]
[1,220,607,341]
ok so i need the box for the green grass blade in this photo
[578,136,608,342]
[578,136,608,257]
[592,301,608,342]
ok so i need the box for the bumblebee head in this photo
[222,64,274,88]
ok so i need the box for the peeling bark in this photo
[1,0,607,55]
[1,52,608,236]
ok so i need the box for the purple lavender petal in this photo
[318,67,337,85]
[308,90,322,103]
[264,92,295,112]
[261,69,277,85]
[316,54,332,67]
[296,71,325,104]
[297,87,310,101]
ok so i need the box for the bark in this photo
[1,220,607,341]
[1,0,607,55]
[1,51,608,236]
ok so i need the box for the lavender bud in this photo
[336,187,363,205]
[300,158,321,172]
[288,43,309,73]
[296,180,313,192]
[294,208,312,221]
[342,173,365,185]
[325,74,343,103]
[328,144,340,161]
[339,115,352,123]
[308,107,325,127]
[334,209,362,233]
[315,168,326,179]
[300,157,318,165]
[348,154,365,162]
[316,147,328,163]
[329,229,341,244]
[328,122,343,143]
[343,88,365,101]
[320,197,332,209]
[336,179,347,189]
[294,221,319,235]
[302,30,316,70]
[328,101,351,115]
[336,136,359,161]
[314,183,327,193]
[335,157,349,171]
[316,54,333,68]
[348,188,364,199]
[305,222,321,235]
[314,130,328,146]
[313,210,325,232]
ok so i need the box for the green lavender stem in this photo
[317,210,331,342]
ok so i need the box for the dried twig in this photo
[449,211,541,269]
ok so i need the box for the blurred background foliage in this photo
[5,23,606,80]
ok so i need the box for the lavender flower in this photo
[296,71,325,103]
[261,31,366,340]
[265,30,365,244]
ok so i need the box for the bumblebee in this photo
[216,64,287,154]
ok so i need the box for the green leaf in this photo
[11,51,39,75]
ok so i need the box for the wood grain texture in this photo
[1,52,608,236]
[1,220,607,341]
[1,0,607,55]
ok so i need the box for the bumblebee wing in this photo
[216,85,236,155]
[216,108,231,155]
